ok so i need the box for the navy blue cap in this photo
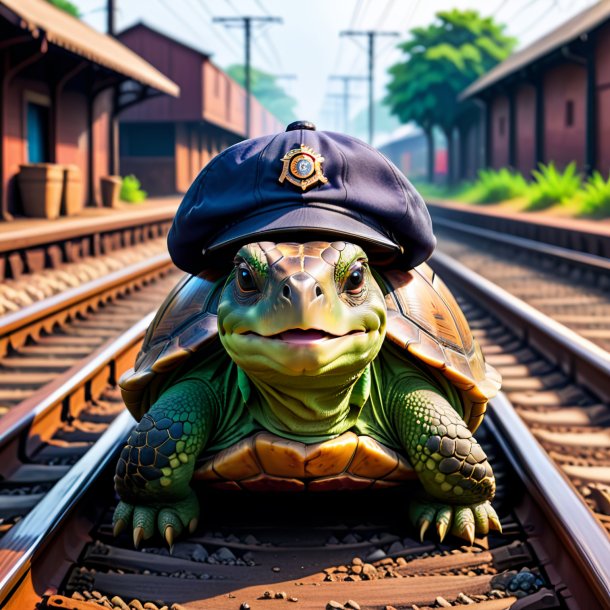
[168,122,436,273]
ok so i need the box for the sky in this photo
[79,0,598,143]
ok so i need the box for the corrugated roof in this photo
[461,0,610,100]
[0,0,179,97]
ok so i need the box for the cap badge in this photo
[279,145,328,191]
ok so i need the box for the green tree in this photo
[47,0,80,17]
[227,65,297,125]
[385,9,515,182]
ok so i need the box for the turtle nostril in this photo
[282,285,291,299]
[315,285,322,298]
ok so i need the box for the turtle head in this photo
[217,241,387,377]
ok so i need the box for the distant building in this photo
[117,23,283,196]
[378,129,447,183]
[0,0,178,219]
[459,1,610,179]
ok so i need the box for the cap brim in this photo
[207,204,401,257]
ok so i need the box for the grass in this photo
[525,162,581,210]
[120,175,147,204]
[471,168,528,203]
[577,171,610,217]
[420,162,610,219]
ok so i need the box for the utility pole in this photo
[213,16,283,137]
[329,75,367,132]
[107,0,116,36]
[340,30,399,144]
[107,0,118,178]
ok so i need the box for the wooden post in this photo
[534,77,544,167]
[585,39,596,175]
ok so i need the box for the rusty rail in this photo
[488,394,610,605]
[0,316,152,605]
[0,252,172,358]
[430,250,610,402]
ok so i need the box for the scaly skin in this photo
[114,240,500,547]
[113,380,214,549]
[393,386,500,543]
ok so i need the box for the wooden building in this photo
[459,1,610,179]
[0,0,179,219]
[118,23,284,196]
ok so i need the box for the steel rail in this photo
[0,410,135,605]
[0,315,154,604]
[430,251,610,402]
[0,251,172,340]
[487,394,610,606]
[0,313,154,450]
[427,201,610,260]
[432,216,610,274]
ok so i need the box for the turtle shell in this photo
[193,431,416,492]
[120,263,500,434]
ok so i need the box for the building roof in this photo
[461,0,610,100]
[119,22,211,60]
[0,0,179,97]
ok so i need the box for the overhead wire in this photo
[184,0,242,55]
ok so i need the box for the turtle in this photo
[113,239,502,549]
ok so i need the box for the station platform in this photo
[0,196,181,253]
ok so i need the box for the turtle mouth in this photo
[244,329,366,344]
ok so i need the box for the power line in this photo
[374,0,396,29]
[213,15,283,137]
[329,74,367,132]
[184,0,242,56]
[341,29,399,144]
[254,0,270,15]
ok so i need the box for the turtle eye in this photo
[344,263,366,293]
[236,265,257,292]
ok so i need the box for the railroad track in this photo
[0,257,609,608]
[0,237,180,537]
[433,221,610,352]
[428,252,610,535]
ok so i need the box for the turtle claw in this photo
[409,498,499,544]
[419,519,431,542]
[437,520,448,543]
[112,489,200,548]
[113,518,126,538]
[133,526,145,549]
[164,525,175,552]
[462,522,475,546]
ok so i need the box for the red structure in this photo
[118,24,283,196]
[0,0,179,219]
[459,2,610,179]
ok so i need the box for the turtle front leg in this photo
[113,379,215,549]
[392,386,501,544]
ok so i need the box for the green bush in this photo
[120,175,147,204]
[578,171,610,217]
[471,168,528,203]
[526,162,581,210]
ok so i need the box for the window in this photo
[565,100,574,127]
[120,123,175,157]
[26,102,50,163]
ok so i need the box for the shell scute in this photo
[212,438,259,481]
[255,433,306,478]
[241,474,304,492]
[349,436,399,479]
[381,263,501,432]
[308,473,373,492]
[304,432,358,477]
